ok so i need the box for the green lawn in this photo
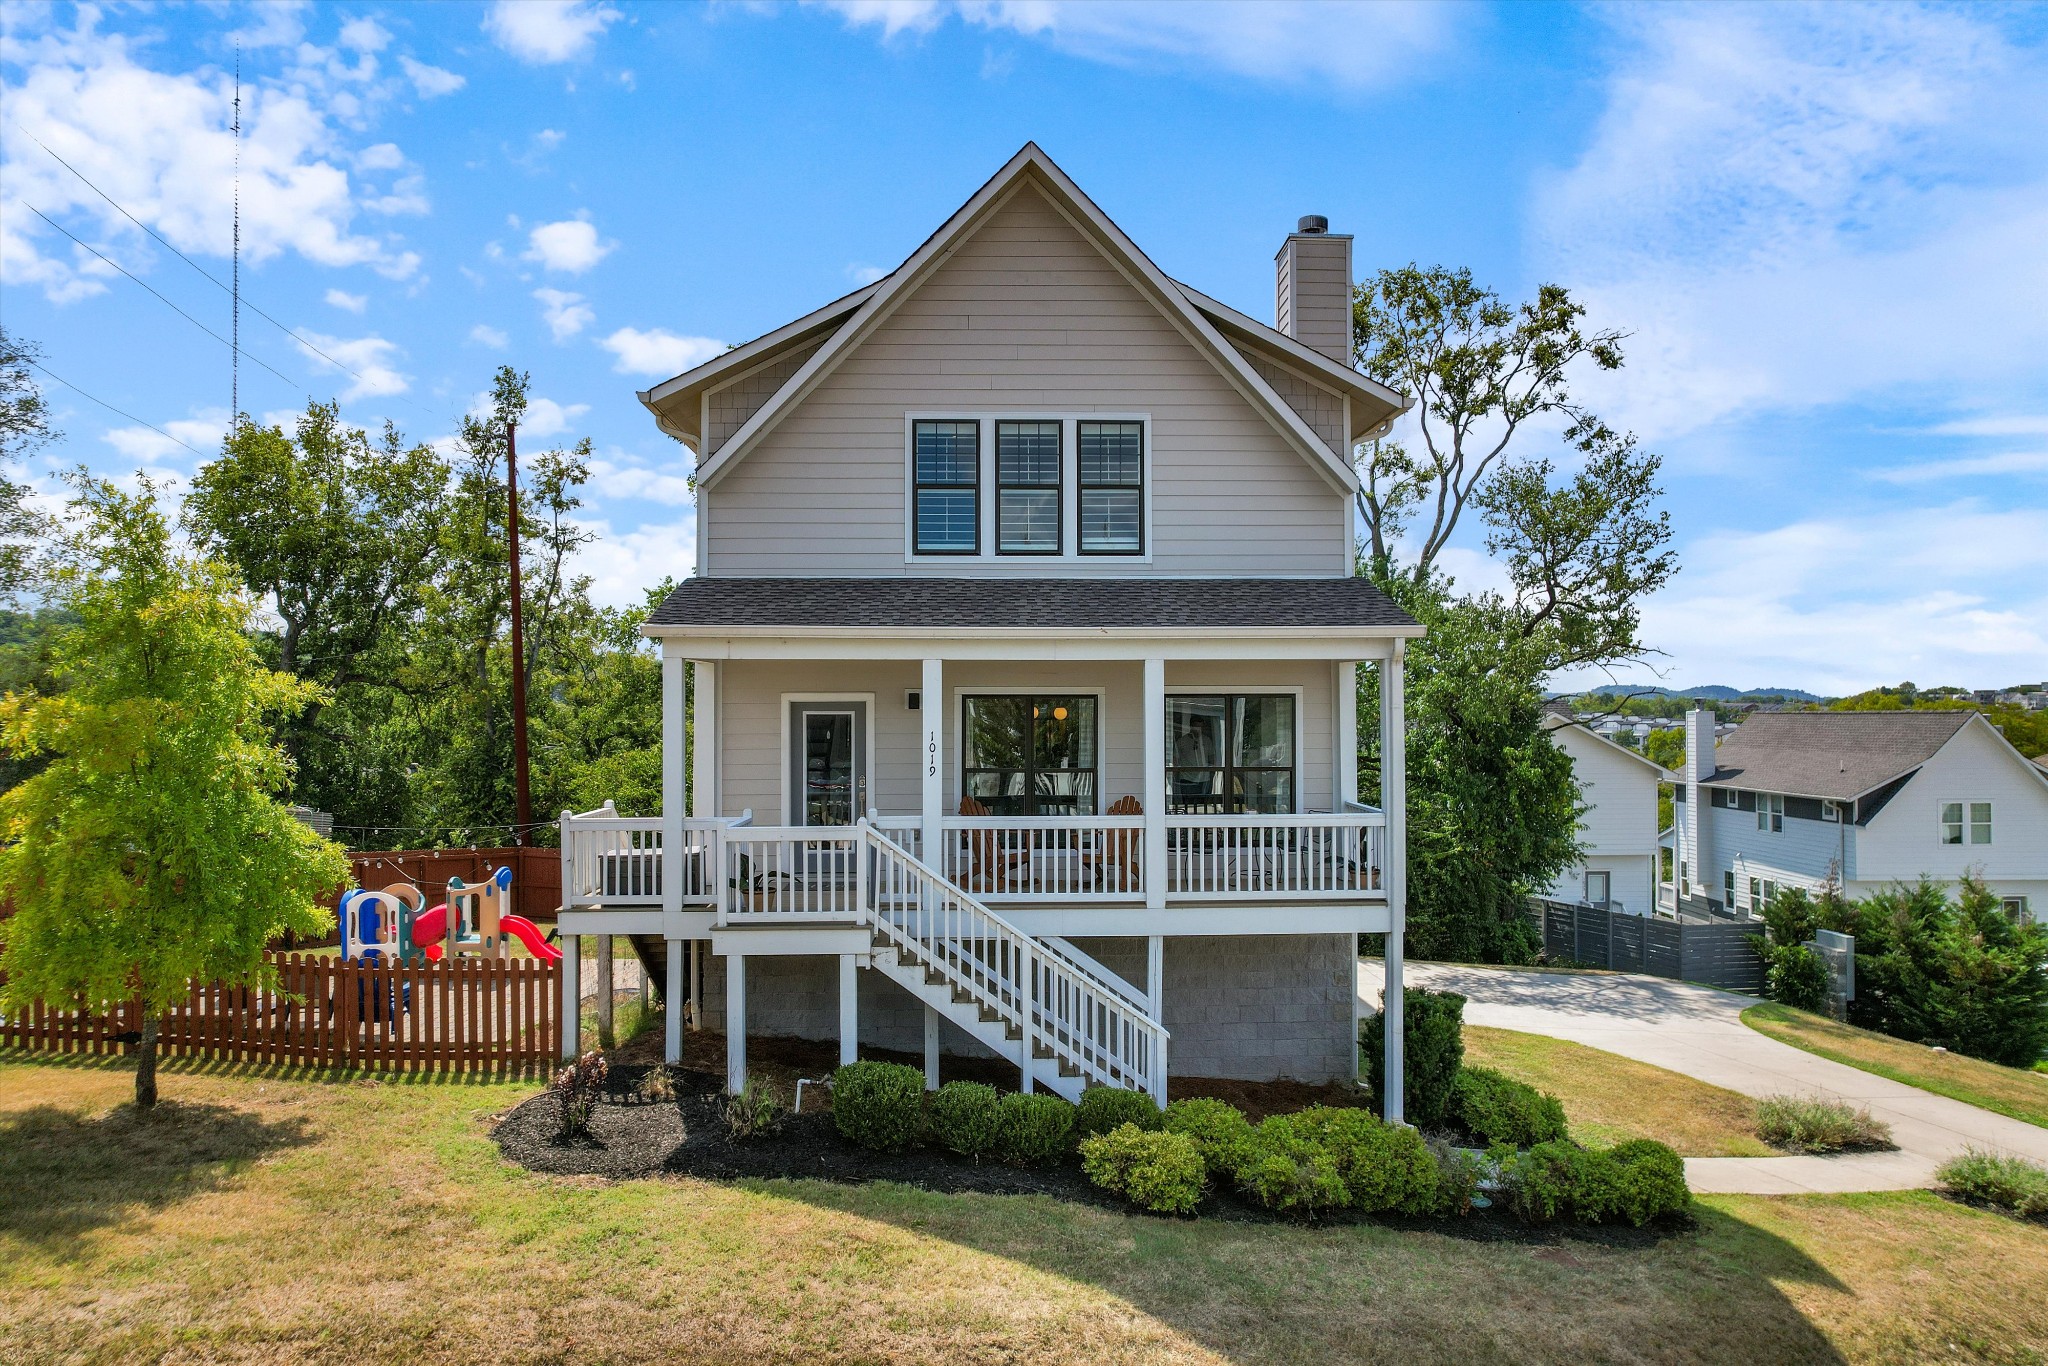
[1742,1002,2048,1130]
[5,1052,2046,1363]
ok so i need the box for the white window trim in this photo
[904,411,1154,565]
[952,685,1111,816]
[778,692,879,828]
[1938,797,1993,846]
[1821,799,1840,822]
[1166,684,1308,814]
[1757,792,1784,833]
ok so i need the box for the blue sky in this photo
[3,1,2044,695]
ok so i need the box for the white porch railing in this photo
[558,805,750,908]
[940,815,1147,902]
[1164,812,1383,900]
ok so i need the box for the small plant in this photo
[1936,1148,2048,1218]
[1269,1106,1440,1215]
[996,1092,1076,1167]
[1162,1097,1259,1181]
[1755,1094,1893,1153]
[1236,1119,1349,1216]
[1359,987,1466,1128]
[1604,1139,1691,1226]
[552,1050,609,1141]
[1079,1123,1206,1214]
[1495,1138,1690,1226]
[831,1060,927,1151]
[1424,1135,1482,1217]
[929,1081,1003,1159]
[723,1079,782,1141]
[1074,1085,1162,1139]
[635,1066,677,1104]
[1451,1066,1569,1147]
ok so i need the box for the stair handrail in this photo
[856,819,1166,1096]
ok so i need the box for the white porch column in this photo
[559,933,581,1061]
[726,951,747,1094]
[838,954,859,1067]
[662,654,686,918]
[1147,933,1167,1101]
[692,660,718,822]
[921,658,944,863]
[923,1005,940,1090]
[1335,660,1359,807]
[1143,658,1167,910]
[664,938,684,1064]
[1380,644,1408,1123]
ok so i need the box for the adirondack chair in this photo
[957,796,1032,892]
[1101,795,1142,893]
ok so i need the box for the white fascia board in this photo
[1966,712,2048,795]
[1175,281,1410,418]
[641,628,1420,660]
[1544,714,1678,779]
[640,283,879,408]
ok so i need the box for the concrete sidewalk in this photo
[1358,960,2048,1195]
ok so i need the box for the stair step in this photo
[1059,1061,1081,1078]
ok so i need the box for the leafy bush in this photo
[1162,1097,1259,1181]
[1079,1124,1206,1214]
[1937,1148,2048,1218]
[1450,1066,1569,1147]
[1761,943,1833,1013]
[1495,1141,1595,1224]
[1359,986,1465,1128]
[1755,1094,1893,1153]
[1425,1134,1483,1217]
[1603,1139,1690,1225]
[722,1078,781,1141]
[1495,1139,1690,1226]
[831,1061,927,1151]
[1235,1120,1349,1216]
[996,1092,1076,1167]
[553,1050,609,1141]
[928,1081,1003,1159]
[1275,1106,1440,1215]
[1074,1085,1162,1139]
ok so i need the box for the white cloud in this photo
[523,215,614,273]
[292,331,409,400]
[599,326,723,377]
[100,412,228,463]
[572,517,697,609]
[338,17,391,54]
[1869,449,2048,484]
[533,287,595,341]
[324,287,367,312]
[1,12,425,302]
[483,1,622,64]
[588,454,696,506]
[398,55,465,97]
[469,323,509,348]
[1533,6,2048,442]
[846,262,888,285]
[1920,415,2048,438]
[814,0,1450,88]
[520,396,590,438]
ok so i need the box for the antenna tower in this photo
[231,46,242,426]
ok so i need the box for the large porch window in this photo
[1166,694,1296,814]
[961,695,1098,815]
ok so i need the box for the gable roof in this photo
[1701,710,1974,801]
[642,143,1407,491]
[1539,710,1677,779]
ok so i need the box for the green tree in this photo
[0,326,59,602]
[0,475,348,1106]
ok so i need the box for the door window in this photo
[789,703,865,826]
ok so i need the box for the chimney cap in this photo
[1296,214,1329,235]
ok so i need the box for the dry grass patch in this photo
[1462,1025,1771,1157]
[1743,1003,2048,1129]
[2,1052,2044,1364]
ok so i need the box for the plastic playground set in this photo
[339,865,562,966]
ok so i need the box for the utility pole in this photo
[230,46,242,425]
[506,420,533,844]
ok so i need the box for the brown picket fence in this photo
[0,953,559,1076]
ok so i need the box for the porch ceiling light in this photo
[1053,706,1068,721]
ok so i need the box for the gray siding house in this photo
[555,145,1424,1113]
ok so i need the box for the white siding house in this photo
[1540,711,1673,916]
[556,146,1426,1112]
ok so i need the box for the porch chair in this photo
[957,796,1032,892]
[1099,796,1142,893]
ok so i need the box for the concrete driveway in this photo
[1358,960,2048,1195]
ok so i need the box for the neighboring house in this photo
[1662,708,2048,922]
[1540,707,1674,916]
[555,145,1424,1112]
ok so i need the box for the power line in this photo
[232,46,243,421]
[22,357,208,458]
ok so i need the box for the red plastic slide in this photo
[499,913,564,962]
[406,902,560,962]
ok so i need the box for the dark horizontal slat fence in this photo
[1530,898,1765,994]
[1,953,557,1076]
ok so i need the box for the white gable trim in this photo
[692,143,1366,496]
[1541,713,1678,779]
[1958,712,2048,796]
[1174,281,1408,422]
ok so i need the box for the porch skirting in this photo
[692,933,1359,1086]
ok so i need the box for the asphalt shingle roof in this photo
[644,576,1419,631]
[1703,710,1975,800]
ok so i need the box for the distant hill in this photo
[1572,685,1828,703]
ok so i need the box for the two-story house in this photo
[1539,705,1673,916]
[554,145,1425,1116]
[1664,708,2048,921]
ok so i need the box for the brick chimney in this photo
[1275,215,1353,364]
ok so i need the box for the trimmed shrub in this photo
[929,1081,1003,1159]
[1937,1148,2048,1218]
[1425,1135,1483,1217]
[1755,1094,1893,1153]
[996,1092,1076,1167]
[1761,942,1833,1013]
[831,1061,927,1152]
[1359,987,1465,1128]
[1075,1085,1162,1139]
[1277,1106,1440,1215]
[1162,1097,1259,1181]
[1236,1120,1349,1217]
[1605,1139,1691,1226]
[1079,1123,1206,1214]
[1451,1066,1569,1147]
[1496,1139,1691,1225]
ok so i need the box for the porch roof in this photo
[644,576,1420,632]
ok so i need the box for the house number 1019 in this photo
[928,736,938,777]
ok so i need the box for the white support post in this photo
[921,658,944,865]
[1147,933,1166,1101]
[1018,943,1036,1094]
[559,933,581,1061]
[923,1005,940,1090]
[1143,658,1167,910]
[692,660,717,823]
[726,952,747,1095]
[662,654,686,920]
[838,954,859,1067]
[1335,660,1359,807]
[1380,644,1408,1123]
[664,938,684,1064]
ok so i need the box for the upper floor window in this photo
[913,420,979,554]
[996,421,1061,554]
[1940,800,1992,845]
[1079,421,1144,554]
[1757,793,1784,833]
[1821,799,1840,822]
